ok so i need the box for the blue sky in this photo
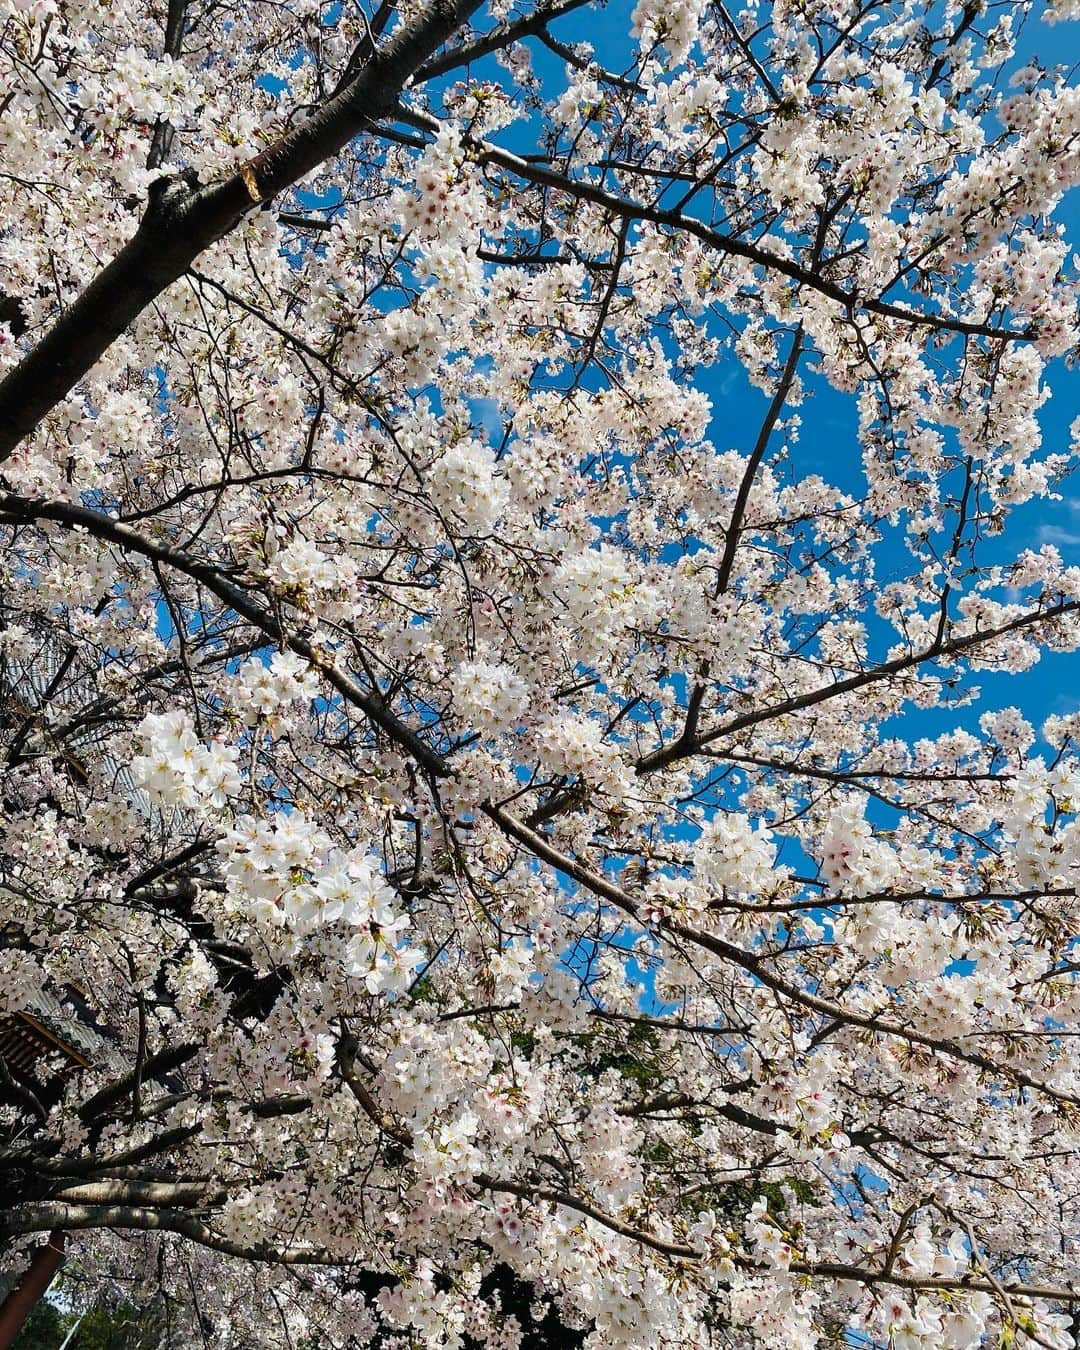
[279,0,1080,743]
[455,0,1080,741]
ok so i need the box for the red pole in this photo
[0,1232,66,1349]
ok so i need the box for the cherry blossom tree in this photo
[3,0,1080,1342]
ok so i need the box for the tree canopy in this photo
[2,0,1080,1344]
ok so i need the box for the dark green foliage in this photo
[8,1296,66,1350]
[10,1294,163,1350]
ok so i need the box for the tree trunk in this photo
[0,1231,66,1350]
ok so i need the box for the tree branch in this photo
[0,0,485,462]
[394,107,1032,343]
[636,596,1080,773]
[482,802,1080,1108]
[0,492,450,777]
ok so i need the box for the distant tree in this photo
[5,1275,167,1350]
[8,1297,67,1350]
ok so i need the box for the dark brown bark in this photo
[0,0,484,463]
[146,0,189,169]
[0,492,450,776]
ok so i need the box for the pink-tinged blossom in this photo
[452,657,531,735]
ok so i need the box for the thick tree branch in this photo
[482,803,1080,1109]
[0,0,484,462]
[395,108,1032,343]
[636,596,1080,773]
[478,1176,1080,1304]
[0,492,450,777]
